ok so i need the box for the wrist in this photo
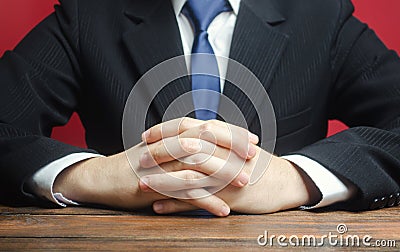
[53,151,167,209]
[53,156,104,204]
[55,153,140,206]
[284,160,321,207]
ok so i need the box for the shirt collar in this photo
[171,0,240,17]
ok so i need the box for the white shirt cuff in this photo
[282,154,353,209]
[26,153,103,207]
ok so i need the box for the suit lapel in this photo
[122,0,190,121]
[223,0,289,127]
[121,0,288,127]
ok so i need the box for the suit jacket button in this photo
[395,193,400,206]
[380,197,388,208]
[370,198,380,210]
[387,194,396,207]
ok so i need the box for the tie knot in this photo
[182,0,232,32]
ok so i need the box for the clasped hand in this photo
[54,117,318,216]
[135,118,317,216]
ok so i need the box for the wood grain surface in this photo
[0,205,399,251]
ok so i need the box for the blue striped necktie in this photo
[182,0,232,120]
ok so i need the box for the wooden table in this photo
[0,205,399,251]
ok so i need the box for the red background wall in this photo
[1,0,399,148]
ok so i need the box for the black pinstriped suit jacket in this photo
[1,0,400,210]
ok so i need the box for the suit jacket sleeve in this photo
[292,0,400,211]
[0,0,97,206]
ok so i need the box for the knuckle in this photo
[179,138,190,151]
[183,171,199,186]
[180,117,193,130]
[155,139,165,149]
[176,160,186,171]
[200,122,213,133]
[184,170,198,180]
[180,138,200,153]
[190,153,207,166]
[152,141,164,162]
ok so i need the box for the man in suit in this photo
[0,0,399,216]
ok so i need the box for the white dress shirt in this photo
[27,0,353,209]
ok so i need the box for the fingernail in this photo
[142,130,150,142]
[220,205,230,216]
[140,152,151,167]
[153,202,164,213]
[248,144,256,158]
[237,173,249,187]
[249,133,259,143]
[139,177,151,191]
